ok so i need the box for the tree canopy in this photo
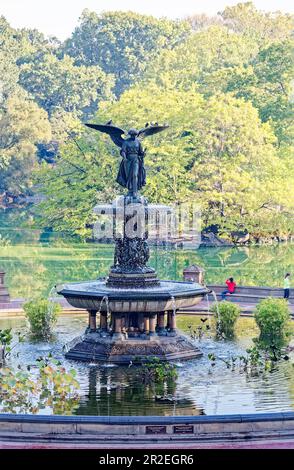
[0,4,293,241]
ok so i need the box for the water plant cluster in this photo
[139,357,178,384]
[205,297,293,375]
[0,354,80,414]
[23,297,62,339]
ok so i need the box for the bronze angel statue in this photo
[85,121,168,198]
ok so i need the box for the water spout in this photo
[170,295,177,316]
[46,285,59,339]
[98,295,111,331]
[211,290,221,332]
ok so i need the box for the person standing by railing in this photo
[284,273,291,300]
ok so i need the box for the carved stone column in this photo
[144,315,150,335]
[88,310,97,332]
[166,311,172,330]
[138,313,145,332]
[157,312,165,335]
[149,314,157,336]
[100,312,107,331]
[169,311,177,334]
[113,314,124,339]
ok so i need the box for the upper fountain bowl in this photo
[56,279,210,313]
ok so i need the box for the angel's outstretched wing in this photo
[137,123,169,139]
[85,122,126,148]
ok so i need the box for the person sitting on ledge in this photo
[221,277,237,300]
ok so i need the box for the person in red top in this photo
[221,277,237,300]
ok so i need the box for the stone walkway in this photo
[181,299,294,316]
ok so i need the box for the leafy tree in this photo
[220,2,294,43]
[226,40,294,145]
[19,53,114,117]
[34,133,119,237]
[36,86,292,240]
[143,26,258,95]
[0,17,21,101]
[62,9,191,95]
[186,13,223,31]
[0,94,51,172]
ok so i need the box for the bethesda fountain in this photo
[57,121,209,363]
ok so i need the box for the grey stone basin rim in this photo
[0,412,293,425]
[56,280,210,301]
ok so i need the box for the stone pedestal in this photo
[0,271,10,303]
[183,265,205,285]
[65,333,202,363]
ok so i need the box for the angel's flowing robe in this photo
[116,137,146,193]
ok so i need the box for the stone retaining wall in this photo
[0,413,294,443]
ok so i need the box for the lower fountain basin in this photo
[64,334,203,363]
[56,279,209,312]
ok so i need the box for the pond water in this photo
[0,207,293,299]
[1,314,293,416]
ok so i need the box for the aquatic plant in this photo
[212,301,241,338]
[254,298,292,358]
[139,357,178,384]
[23,297,61,339]
[0,354,80,414]
[0,328,24,365]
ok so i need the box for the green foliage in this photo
[220,2,294,43]
[140,357,178,384]
[36,85,293,239]
[0,355,80,414]
[0,6,293,240]
[0,328,25,364]
[0,94,51,172]
[0,328,13,364]
[254,297,292,354]
[0,234,11,246]
[23,298,61,339]
[63,9,191,96]
[19,53,114,117]
[226,40,294,145]
[212,301,241,338]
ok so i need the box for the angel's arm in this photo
[120,141,127,158]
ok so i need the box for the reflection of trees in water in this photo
[0,244,113,298]
[151,244,294,287]
[75,367,203,417]
[0,235,293,298]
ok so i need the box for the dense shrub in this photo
[23,298,61,339]
[212,301,241,338]
[254,298,292,355]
